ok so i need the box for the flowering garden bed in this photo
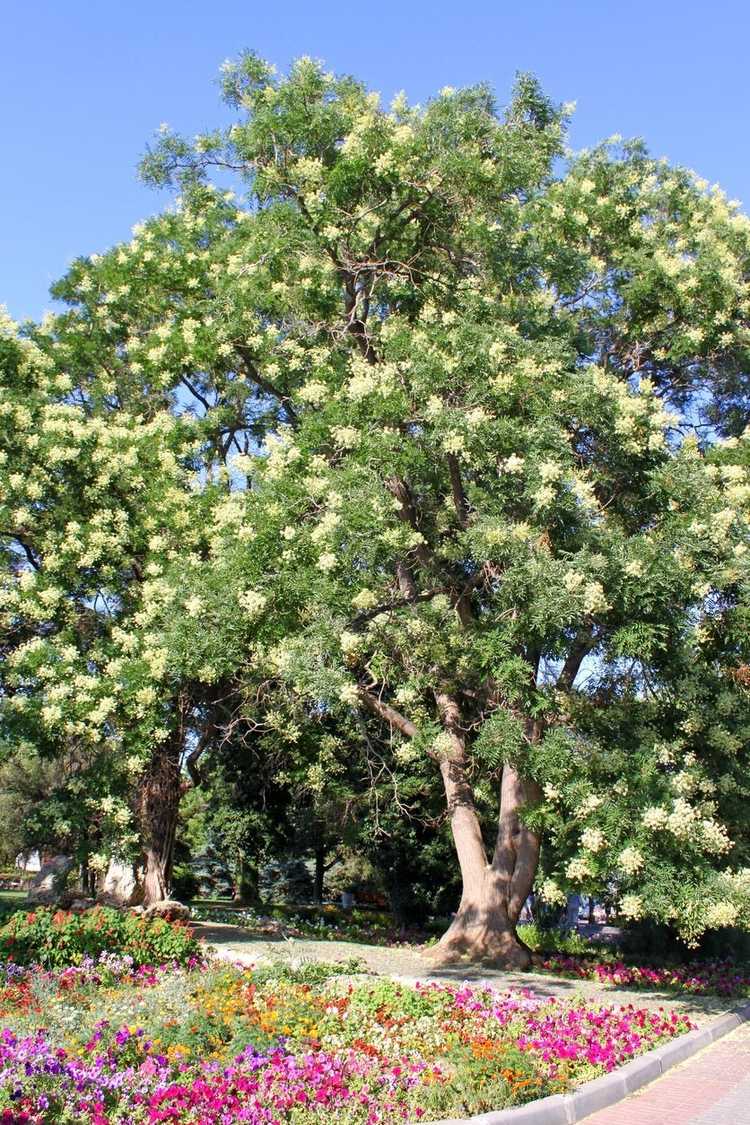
[536,955,750,998]
[0,952,694,1123]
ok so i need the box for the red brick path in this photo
[581,1024,750,1124]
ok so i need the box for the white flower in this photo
[351,588,378,610]
[466,407,489,427]
[184,595,204,617]
[539,460,563,482]
[442,433,465,455]
[583,581,611,615]
[298,380,328,405]
[331,425,360,449]
[704,901,738,929]
[339,631,360,653]
[317,552,337,572]
[338,683,360,706]
[431,731,456,758]
[563,569,585,593]
[618,847,644,876]
[534,485,555,507]
[581,827,605,853]
[503,453,525,474]
[666,798,699,839]
[642,806,669,830]
[539,878,566,906]
[238,590,267,617]
[620,894,644,920]
[566,856,593,881]
[700,818,733,855]
[346,371,378,399]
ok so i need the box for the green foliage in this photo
[250,956,366,986]
[473,710,525,769]
[0,907,201,968]
[2,50,750,947]
[517,922,604,957]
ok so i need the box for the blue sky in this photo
[3,0,748,322]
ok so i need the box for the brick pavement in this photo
[581,1023,750,1124]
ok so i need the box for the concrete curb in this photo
[429,999,750,1125]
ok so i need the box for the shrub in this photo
[0,906,201,968]
[171,862,201,901]
[518,922,606,957]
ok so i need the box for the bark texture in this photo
[425,694,542,968]
[233,855,261,906]
[428,761,540,968]
[139,738,182,905]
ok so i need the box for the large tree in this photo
[139,54,750,964]
[0,187,280,900]
[3,53,750,959]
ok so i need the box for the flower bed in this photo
[0,907,201,969]
[0,958,693,1123]
[537,954,750,998]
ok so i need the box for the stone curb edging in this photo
[430,1000,750,1125]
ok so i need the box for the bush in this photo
[0,906,201,968]
[518,922,604,957]
[171,863,200,901]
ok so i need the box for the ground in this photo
[193,919,740,1025]
[581,1023,750,1124]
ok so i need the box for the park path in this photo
[581,1022,750,1124]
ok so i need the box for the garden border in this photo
[430,999,750,1125]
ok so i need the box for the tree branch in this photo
[556,630,596,692]
[351,587,445,629]
[235,344,299,427]
[447,454,469,529]
[357,688,419,739]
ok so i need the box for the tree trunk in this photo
[313,843,325,904]
[233,855,261,906]
[428,696,541,968]
[139,739,182,905]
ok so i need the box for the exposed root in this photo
[423,924,533,970]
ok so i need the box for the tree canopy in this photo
[2,53,750,962]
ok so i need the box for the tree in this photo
[0,190,271,900]
[140,54,750,965]
[3,53,750,960]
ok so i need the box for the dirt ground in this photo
[192,920,737,1025]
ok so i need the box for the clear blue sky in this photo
[3,0,748,323]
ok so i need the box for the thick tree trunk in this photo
[139,739,182,906]
[428,696,541,968]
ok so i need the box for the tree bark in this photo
[427,695,541,968]
[139,738,182,905]
[313,843,326,904]
[233,854,261,906]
